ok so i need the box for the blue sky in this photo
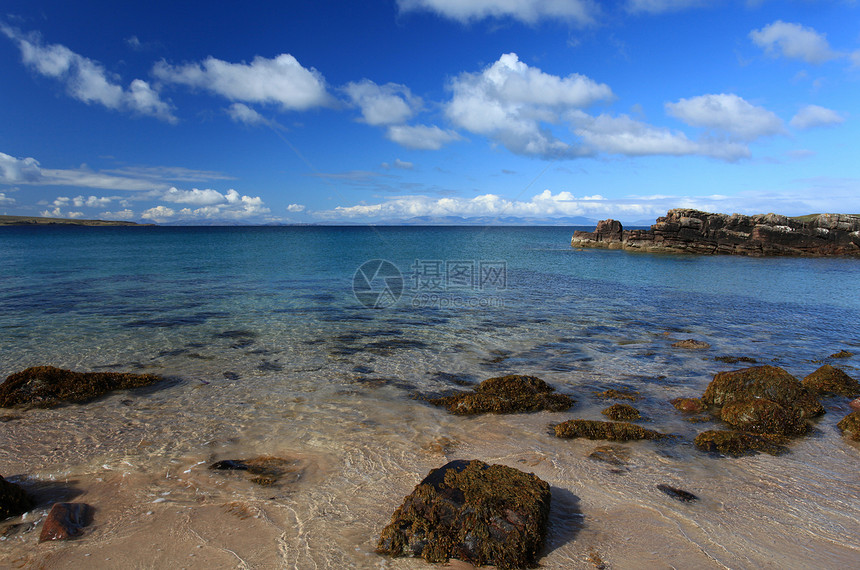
[1,1,858,224]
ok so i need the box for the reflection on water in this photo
[1,226,859,568]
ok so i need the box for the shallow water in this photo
[1,226,859,568]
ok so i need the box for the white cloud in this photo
[446,53,612,158]
[100,209,135,220]
[40,206,85,219]
[153,54,331,111]
[626,0,708,13]
[141,205,176,222]
[750,21,840,65]
[0,192,15,205]
[665,93,785,141]
[1,24,176,122]
[161,187,227,206]
[396,0,599,25]
[386,124,463,150]
[0,152,42,183]
[568,111,750,161]
[286,203,305,212]
[72,195,113,208]
[382,159,414,170]
[789,105,845,129]
[226,103,275,127]
[344,80,421,126]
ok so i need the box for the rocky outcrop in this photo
[801,365,860,397]
[554,419,667,441]
[428,374,573,415]
[377,459,551,569]
[572,209,860,256]
[0,366,161,409]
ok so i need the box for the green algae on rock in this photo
[376,459,551,569]
[694,429,787,456]
[801,365,860,397]
[701,365,824,419]
[837,411,860,441]
[554,420,667,442]
[428,374,573,415]
[601,403,641,421]
[0,366,162,409]
[720,398,809,436]
[1,475,33,521]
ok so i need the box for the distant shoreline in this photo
[0,215,153,227]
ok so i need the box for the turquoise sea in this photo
[1,226,859,568]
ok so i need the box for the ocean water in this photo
[1,225,859,569]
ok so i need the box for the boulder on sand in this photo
[1,475,33,520]
[377,459,551,569]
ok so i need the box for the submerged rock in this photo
[671,339,711,350]
[428,374,573,415]
[837,411,860,441]
[0,366,161,409]
[377,459,551,569]
[601,403,641,421]
[670,397,706,413]
[656,484,698,503]
[39,502,91,542]
[587,445,629,466]
[801,365,860,397]
[720,398,808,436]
[554,420,667,442]
[1,475,33,520]
[701,365,824,419]
[694,430,786,456]
[829,350,854,359]
[850,398,860,412]
[593,388,640,401]
[715,356,757,364]
[209,456,304,486]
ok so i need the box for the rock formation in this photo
[377,459,551,569]
[572,209,860,256]
[428,374,573,415]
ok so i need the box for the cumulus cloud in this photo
[396,0,599,26]
[153,53,331,111]
[386,124,463,150]
[161,187,227,205]
[40,206,85,219]
[100,209,135,220]
[72,195,113,208]
[568,111,750,161]
[1,24,176,122]
[750,21,840,65]
[0,192,15,205]
[626,0,708,13]
[286,203,306,212]
[141,205,176,222]
[446,53,613,158]
[0,152,42,183]
[344,80,421,126]
[665,93,785,141]
[789,105,845,129]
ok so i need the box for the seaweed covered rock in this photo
[702,365,824,419]
[429,374,573,415]
[554,420,667,442]
[601,403,641,421]
[377,459,551,569]
[694,430,787,456]
[1,475,33,520]
[209,456,305,486]
[720,398,808,436]
[39,502,91,542]
[801,365,860,397]
[837,411,860,441]
[0,366,161,408]
[670,397,706,413]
